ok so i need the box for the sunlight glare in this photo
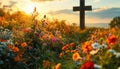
[24,4,35,14]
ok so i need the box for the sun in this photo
[23,4,35,14]
[23,3,48,15]
[21,1,50,17]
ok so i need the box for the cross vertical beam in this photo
[73,0,92,30]
[80,0,85,29]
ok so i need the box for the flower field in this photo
[0,10,120,69]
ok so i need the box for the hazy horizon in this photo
[86,23,109,28]
[0,0,120,24]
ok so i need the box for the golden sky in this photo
[0,0,120,24]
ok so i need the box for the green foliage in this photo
[0,9,120,69]
[109,16,120,28]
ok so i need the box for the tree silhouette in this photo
[109,16,120,28]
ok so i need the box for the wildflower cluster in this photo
[0,7,120,69]
[56,29,120,69]
[0,26,12,41]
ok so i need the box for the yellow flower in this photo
[65,50,70,53]
[55,63,61,69]
[15,42,19,46]
[58,36,62,39]
[72,52,81,61]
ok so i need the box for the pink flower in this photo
[52,37,57,42]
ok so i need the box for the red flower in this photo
[70,42,75,47]
[107,35,117,45]
[80,61,94,69]
[62,44,69,51]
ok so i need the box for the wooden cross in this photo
[73,0,92,29]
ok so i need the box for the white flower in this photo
[94,64,102,69]
[118,67,120,69]
[8,39,14,45]
[91,42,99,49]
[115,53,120,58]
[90,49,99,55]
[99,44,108,49]
[108,49,117,55]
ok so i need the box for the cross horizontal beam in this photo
[73,0,92,30]
[73,6,92,11]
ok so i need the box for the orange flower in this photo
[8,44,13,49]
[82,41,92,53]
[49,35,54,39]
[14,56,21,62]
[42,35,48,40]
[12,47,19,53]
[107,35,117,45]
[62,45,68,51]
[70,42,75,47]
[86,55,91,61]
[59,52,64,58]
[24,27,32,33]
[21,42,27,48]
[43,60,50,68]
[111,28,115,33]
[72,52,81,61]
[99,32,104,37]
[55,63,61,69]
